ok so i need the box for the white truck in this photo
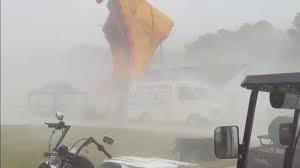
[126,80,223,126]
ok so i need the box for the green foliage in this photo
[185,13,300,67]
[293,12,300,30]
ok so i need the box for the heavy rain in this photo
[1,1,300,168]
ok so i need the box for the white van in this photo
[126,80,222,125]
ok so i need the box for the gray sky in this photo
[2,0,299,78]
[2,0,299,85]
[1,0,300,123]
[150,0,300,47]
[2,0,300,51]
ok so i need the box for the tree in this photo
[293,12,300,30]
[286,12,300,61]
[185,20,278,64]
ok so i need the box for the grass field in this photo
[1,124,235,168]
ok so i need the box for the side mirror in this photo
[279,123,291,145]
[103,136,114,145]
[214,126,239,159]
[56,111,64,121]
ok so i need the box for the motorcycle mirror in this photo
[56,112,64,121]
[103,136,114,145]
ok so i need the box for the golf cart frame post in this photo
[237,90,258,168]
[283,109,299,168]
[215,73,300,168]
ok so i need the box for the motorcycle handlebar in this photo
[45,122,57,128]
[103,149,112,158]
[45,121,67,130]
[75,137,112,159]
[94,140,112,158]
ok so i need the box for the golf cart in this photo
[247,116,299,168]
[214,72,300,168]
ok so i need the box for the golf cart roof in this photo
[241,72,300,94]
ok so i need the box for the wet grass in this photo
[1,125,234,168]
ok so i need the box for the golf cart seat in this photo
[257,134,272,145]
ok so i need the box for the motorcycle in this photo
[38,112,115,168]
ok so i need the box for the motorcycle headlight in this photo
[48,156,62,168]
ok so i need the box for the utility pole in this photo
[160,43,163,65]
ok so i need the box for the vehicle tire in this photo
[186,114,209,127]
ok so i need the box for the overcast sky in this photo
[1,0,299,83]
[150,0,300,47]
[1,0,300,123]
[2,0,300,51]
[1,0,299,80]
